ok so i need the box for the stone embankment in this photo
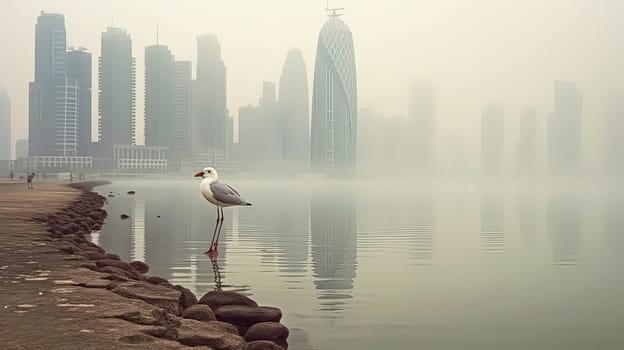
[0,182,293,350]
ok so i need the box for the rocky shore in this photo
[0,181,292,350]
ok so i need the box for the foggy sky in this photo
[1,0,623,163]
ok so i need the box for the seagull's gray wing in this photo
[210,181,249,206]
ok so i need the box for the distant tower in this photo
[238,82,280,166]
[278,48,309,164]
[67,48,92,155]
[517,106,538,172]
[548,81,582,174]
[604,93,624,175]
[144,44,173,147]
[29,12,68,156]
[0,86,10,160]
[481,105,505,173]
[310,7,358,175]
[172,61,193,167]
[195,34,227,164]
[408,79,436,171]
[98,27,136,147]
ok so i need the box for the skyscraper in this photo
[144,44,173,147]
[0,86,10,160]
[310,9,358,175]
[15,139,28,159]
[66,48,92,155]
[408,79,436,171]
[172,61,193,167]
[548,81,582,173]
[238,82,281,167]
[54,76,79,156]
[195,34,227,163]
[278,48,309,164]
[29,12,67,156]
[481,105,505,172]
[99,27,136,147]
[517,106,538,172]
[603,94,624,175]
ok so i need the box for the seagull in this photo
[194,167,252,256]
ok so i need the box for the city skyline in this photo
[4,1,622,159]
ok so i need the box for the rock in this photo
[175,285,197,310]
[244,322,289,348]
[102,273,130,282]
[207,321,239,335]
[97,266,140,280]
[111,281,181,315]
[119,333,156,344]
[78,242,105,253]
[112,309,180,328]
[182,304,216,321]
[95,259,135,272]
[176,319,246,349]
[198,291,258,310]
[129,261,149,274]
[145,275,174,287]
[79,251,110,261]
[246,340,285,350]
[83,278,115,289]
[120,214,130,219]
[142,327,178,340]
[215,305,282,328]
[104,253,121,260]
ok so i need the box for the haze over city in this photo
[2,0,624,176]
[2,2,624,349]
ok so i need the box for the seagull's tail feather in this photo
[245,202,252,206]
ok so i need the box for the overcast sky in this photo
[1,0,623,160]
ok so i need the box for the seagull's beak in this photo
[194,171,204,178]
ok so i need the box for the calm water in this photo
[93,179,624,350]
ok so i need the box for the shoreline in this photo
[0,181,290,350]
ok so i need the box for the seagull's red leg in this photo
[213,207,225,251]
[206,207,220,255]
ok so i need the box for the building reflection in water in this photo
[410,192,435,266]
[603,193,624,255]
[516,192,537,247]
[99,195,133,261]
[547,194,581,266]
[310,191,357,314]
[131,198,145,262]
[481,192,505,254]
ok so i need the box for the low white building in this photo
[23,156,93,171]
[113,144,168,171]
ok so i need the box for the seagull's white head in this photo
[194,167,218,180]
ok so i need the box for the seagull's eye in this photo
[207,170,211,173]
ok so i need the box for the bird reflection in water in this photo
[206,252,223,291]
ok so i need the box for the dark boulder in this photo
[244,322,289,348]
[246,340,285,350]
[145,275,174,287]
[176,319,246,349]
[129,261,150,274]
[215,305,282,327]
[175,285,198,310]
[198,291,258,310]
[182,304,216,321]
